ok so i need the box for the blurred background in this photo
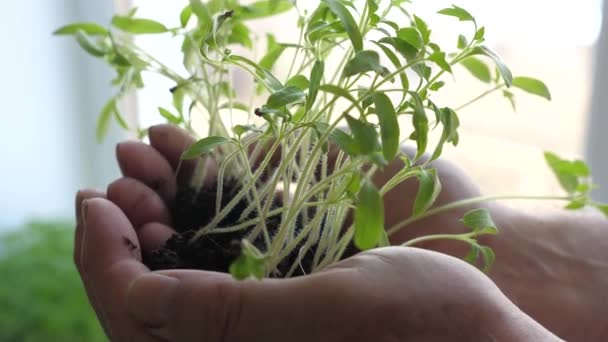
[0,0,606,340]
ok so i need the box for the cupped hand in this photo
[76,193,558,341]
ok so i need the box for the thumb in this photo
[127,265,383,342]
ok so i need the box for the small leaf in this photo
[413,15,431,43]
[397,27,423,50]
[235,0,293,20]
[460,208,498,235]
[286,75,310,90]
[219,102,250,111]
[474,26,485,41]
[512,77,551,100]
[259,34,286,70]
[413,169,442,216]
[470,46,513,86]
[503,90,517,111]
[438,5,475,22]
[372,41,409,93]
[322,0,363,52]
[343,50,388,78]
[74,31,106,57]
[544,152,589,195]
[158,107,182,124]
[266,86,306,108]
[354,180,385,250]
[96,98,117,142]
[331,128,359,156]
[430,107,460,161]
[594,204,608,217]
[345,115,380,155]
[54,22,108,36]
[460,57,491,83]
[372,92,400,161]
[111,16,168,34]
[229,240,266,280]
[180,5,193,27]
[409,92,429,160]
[479,245,496,273]
[181,136,233,160]
[457,34,468,49]
[233,124,263,137]
[307,60,324,111]
[429,51,452,73]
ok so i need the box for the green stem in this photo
[387,194,573,236]
[401,233,473,247]
[455,84,505,111]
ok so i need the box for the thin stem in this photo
[401,233,473,247]
[455,84,505,111]
[387,194,573,236]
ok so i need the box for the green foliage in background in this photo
[0,222,105,342]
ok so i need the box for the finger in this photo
[138,222,174,253]
[81,198,153,341]
[127,267,376,342]
[116,141,177,202]
[148,124,197,185]
[74,189,110,336]
[107,177,172,229]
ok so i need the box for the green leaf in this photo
[378,37,418,61]
[430,107,460,160]
[307,60,324,111]
[74,31,106,57]
[180,5,193,27]
[181,136,233,160]
[409,92,429,160]
[372,92,400,161]
[219,102,250,111]
[457,34,468,49]
[53,22,108,36]
[460,57,491,83]
[235,0,293,20]
[354,180,384,250]
[413,15,431,43]
[96,98,117,143]
[512,77,551,100]
[544,152,590,195]
[372,41,409,93]
[286,75,310,90]
[470,46,513,86]
[233,124,263,137]
[343,50,388,78]
[413,169,441,216]
[397,27,423,50]
[438,5,475,22]
[189,0,212,25]
[228,21,253,49]
[229,240,266,280]
[594,204,608,217]
[503,90,516,111]
[330,128,359,156]
[474,26,485,41]
[158,107,182,124]
[429,51,452,73]
[111,16,168,34]
[322,0,364,52]
[460,208,498,235]
[345,115,380,155]
[266,86,306,108]
[259,34,286,70]
[228,55,283,92]
[479,245,496,273]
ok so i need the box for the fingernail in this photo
[128,274,180,327]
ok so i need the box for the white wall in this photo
[0,0,122,229]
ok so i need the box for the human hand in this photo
[75,193,559,341]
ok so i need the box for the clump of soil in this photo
[143,179,355,277]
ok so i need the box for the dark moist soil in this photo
[143,179,357,277]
